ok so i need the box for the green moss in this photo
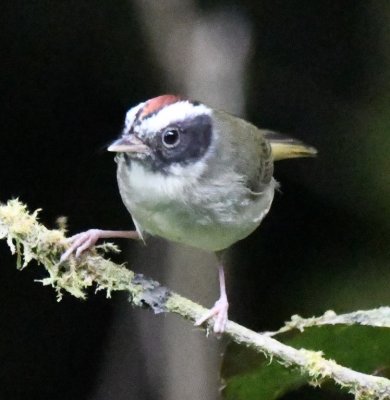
[2,200,390,399]
[0,199,134,300]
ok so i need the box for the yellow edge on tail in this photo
[264,131,317,161]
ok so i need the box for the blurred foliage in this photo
[222,324,390,399]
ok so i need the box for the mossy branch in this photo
[1,199,389,400]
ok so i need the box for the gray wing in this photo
[212,110,274,193]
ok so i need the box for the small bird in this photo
[62,94,316,333]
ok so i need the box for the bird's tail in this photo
[264,131,317,161]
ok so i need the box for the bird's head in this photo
[108,95,215,175]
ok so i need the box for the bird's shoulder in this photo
[212,110,274,192]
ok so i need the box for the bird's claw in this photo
[60,229,102,262]
[195,297,229,334]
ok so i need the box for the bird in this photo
[61,94,317,333]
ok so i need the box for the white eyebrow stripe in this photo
[124,102,146,132]
[139,101,211,133]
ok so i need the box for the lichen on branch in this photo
[1,199,389,400]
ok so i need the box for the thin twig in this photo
[264,308,390,337]
[0,199,389,400]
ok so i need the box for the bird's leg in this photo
[60,229,140,262]
[195,264,229,334]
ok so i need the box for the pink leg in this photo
[195,264,229,333]
[60,229,140,262]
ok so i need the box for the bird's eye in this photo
[162,128,181,148]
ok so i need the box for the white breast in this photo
[116,158,276,251]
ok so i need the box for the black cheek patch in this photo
[151,114,213,171]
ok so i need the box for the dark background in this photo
[1,1,389,399]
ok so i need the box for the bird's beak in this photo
[107,135,149,153]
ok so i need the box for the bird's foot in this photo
[60,229,139,262]
[60,229,103,262]
[195,296,229,334]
